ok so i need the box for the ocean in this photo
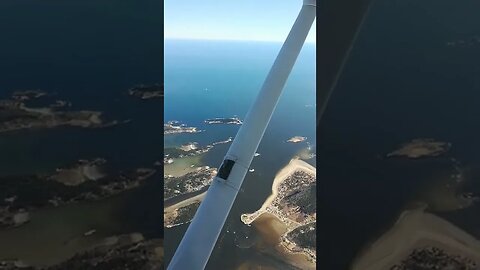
[164,39,316,269]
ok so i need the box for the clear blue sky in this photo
[164,0,316,43]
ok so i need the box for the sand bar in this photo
[352,209,480,270]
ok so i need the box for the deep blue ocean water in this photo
[164,39,316,148]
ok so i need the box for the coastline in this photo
[252,213,315,270]
[241,158,316,268]
[241,158,316,226]
[164,191,206,214]
[164,192,206,229]
[164,155,203,177]
[351,208,480,270]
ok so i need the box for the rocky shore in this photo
[164,121,201,135]
[204,117,242,125]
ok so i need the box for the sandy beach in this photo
[252,213,315,270]
[241,158,317,227]
[164,191,206,214]
[241,158,316,225]
[351,209,480,270]
[164,192,206,228]
[240,158,316,269]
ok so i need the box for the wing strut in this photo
[167,1,316,269]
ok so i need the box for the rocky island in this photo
[287,136,307,143]
[241,158,317,266]
[0,159,156,228]
[164,121,201,135]
[0,94,119,134]
[128,84,163,100]
[204,117,242,125]
[387,138,451,159]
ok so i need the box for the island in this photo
[387,138,451,159]
[11,90,47,101]
[287,136,307,143]
[128,84,163,100]
[0,159,156,228]
[0,97,119,134]
[204,117,242,125]
[0,233,163,270]
[164,121,201,135]
[241,158,316,267]
[351,208,480,270]
[163,137,232,165]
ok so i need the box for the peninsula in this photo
[164,192,205,228]
[164,166,216,200]
[241,158,316,265]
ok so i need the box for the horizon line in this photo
[164,37,316,44]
